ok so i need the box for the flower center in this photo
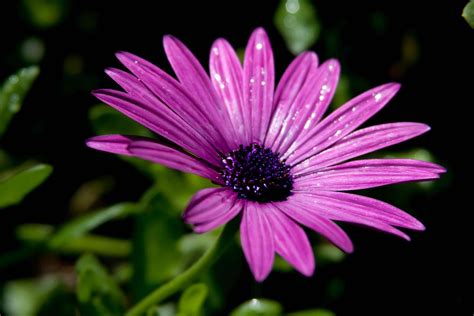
[220,143,293,202]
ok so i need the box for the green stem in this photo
[125,218,239,316]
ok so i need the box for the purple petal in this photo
[293,122,430,173]
[114,52,230,154]
[285,83,401,164]
[265,204,315,276]
[183,188,241,233]
[163,36,238,149]
[295,158,444,191]
[243,28,275,144]
[92,88,220,165]
[274,200,354,253]
[209,39,247,143]
[240,201,275,282]
[269,59,341,156]
[265,52,319,148]
[290,191,424,238]
[86,135,220,181]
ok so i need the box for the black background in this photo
[1,1,472,315]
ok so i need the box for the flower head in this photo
[87,28,445,281]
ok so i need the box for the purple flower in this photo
[87,28,445,282]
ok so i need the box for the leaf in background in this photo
[331,74,350,109]
[287,309,335,316]
[76,254,126,316]
[0,164,52,209]
[15,223,131,257]
[21,0,68,29]
[89,104,152,137]
[463,0,474,28]
[273,255,293,272]
[48,202,137,249]
[382,148,446,191]
[230,298,283,316]
[132,188,185,300]
[1,275,74,316]
[177,283,208,316]
[0,66,39,137]
[314,243,345,266]
[274,0,320,55]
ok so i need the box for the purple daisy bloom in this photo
[87,28,445,282]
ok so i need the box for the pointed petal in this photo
[209,39,247,143]
[285,83,401,164]
[86,135,220,181]
[293,122,431,173]
[295,158,444,191]
[183,188,241,233]
[114,51,230,155]
[163,36,238,149]
[92,89,220,164]
[240,201,275,282]
[265,204,315,276]
[243,28,275,144]
[274,200,354,253]
[270,59,341,156]
[265,52,319,148]
[290,191,424,239]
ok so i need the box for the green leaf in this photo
[0,164,52,208]
[89,104,152,137]
[287,309,335,316]
[274,0,320,55]
[48,202,137,249]
[21,0,68,29]
[132,188,185,300]
[75,254,126,316]
[14,223,130,259]
[1,275,74,316]
[230,298,283,316]
[314,243,346,266]
[0,66,40,137]
[463,0,474,28]
[331,75,350,109]
[178,283,208,316]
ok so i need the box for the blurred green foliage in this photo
[0,164,52,208]
[0,66,39,138]
[76,253,127,316]
[22,0,68,29]
[274,0,320,54]
[177,283,208,316]
[463,0,474,28]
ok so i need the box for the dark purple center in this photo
[220,143,293,202]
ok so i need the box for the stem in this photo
[125,218,239,316]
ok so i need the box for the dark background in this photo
[1,1,472,315]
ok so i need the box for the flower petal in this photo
[243,28,275,144]
[163,36,238,149]
[240,201,275,282]
[183,188,241,233]
[274,200,354,253]
[265,204,315,276]
[285,83,400,164]
[290,191,424,239]
[209,38,247,143]
[265,52,318,148]
[114,52,230,155]
[293,122,430,173]
[295,158,444,191]
[86,135,220,181]
[269,59,341,156]
[92,88,220,164]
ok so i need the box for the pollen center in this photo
[220,143,293,202]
